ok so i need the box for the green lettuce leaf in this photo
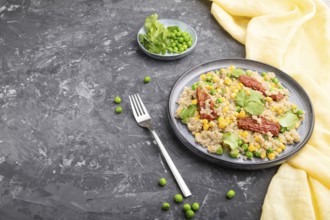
[235,89,265,115]
[235,90,247,107]
[244,101,265,115]
[180,105,197,124]
[223,132,239,150]
[279,112,298,129]
[231,68,246,78]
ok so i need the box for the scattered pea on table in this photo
[226,189,236,199]
[191,202,200,211]
[115,106,122,114]
[183,203,191,212]
[161,202,170,211]
[174,194,183,203]
[114,95,121,104]
[159,177,167,186]
[144,76,151,83]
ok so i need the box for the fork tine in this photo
[133,94,145,115]
[129,95,139,119]
[130,94,141,116]
[135,94,148,115]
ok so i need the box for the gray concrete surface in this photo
[1,0,324,219]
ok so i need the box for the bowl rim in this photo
[137,18,198,59]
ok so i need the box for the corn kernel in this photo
[271,83,276,88]
[246,89,251,96]
[278,109,283,114]
[220,68,226,74]
[233,89,239,94]
[200,74,206,81]
[218,121,227,129]
[267,153,276,160]
[256,144,261,149]
[234,112,239,116]
[202,119,208,124]
[263,75,268,81]
[280,144,286,150]
[206,85,212,90]
[276,148,283,153]
[265,97,273,102]
[291,105,297,110]
[203,124,209,131]
[225,117,230,123]
[230,93,236,99]
[191,99,197,105]
[255,136,260,142]
[238,110,246,118]
[229,65,236,70]
[241,131,249,138]
[224,78,231,85]
[223,106,229,113]
[238,83,244,88]
[208,122,214,128]
[207,72,213,77]
[260,152,266,159]
[248,145,256,152]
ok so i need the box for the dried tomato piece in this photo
[237,117,280,136]
[196,87,217,120]
[270,93,284,101]
[239,75,266,95]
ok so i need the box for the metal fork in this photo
[129,93,191,197]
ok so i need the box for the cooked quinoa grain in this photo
[175,66,304,160]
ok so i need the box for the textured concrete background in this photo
[1,0,327,220]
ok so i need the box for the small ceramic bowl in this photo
[137,19,198,60]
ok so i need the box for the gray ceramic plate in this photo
[137,19,197,60]
[168,59,314,170]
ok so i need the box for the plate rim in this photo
[167,58,315,170]
[136,18,198,60]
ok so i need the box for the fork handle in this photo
[150,130,192,197]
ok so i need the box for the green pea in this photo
[229,149,240,158]
[226,189,236,199]
[242,144,249,151]
[267,148,274,153]
[236,106,241,112]
[183,203,191,212]
[216,98,222,104]
[261,72,267,77]
[162,202,170,211]
[159,177,167,186]
[191,202,200,211]
[185,210,195,219]
[179,47,184,52]
[174,47,178,52]
[210,89,216,95]
[272,78,279,84]
[176,32,182,37]
[246,151,253,159]
[114,96,121,104]
[143,76,151,83]
[183,44,188,50]
[238,139,243,146]
[174,194,183,203]
[295,109,304,115]
[280,127,286,133]
[178,37,184,43]
[115,106,122,114]
[216,147,223,155]
[254,151,261,158]
[187,41,192,47]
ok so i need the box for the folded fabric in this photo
[211,0,330,219]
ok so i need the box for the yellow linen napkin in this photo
[211,0,330,219]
